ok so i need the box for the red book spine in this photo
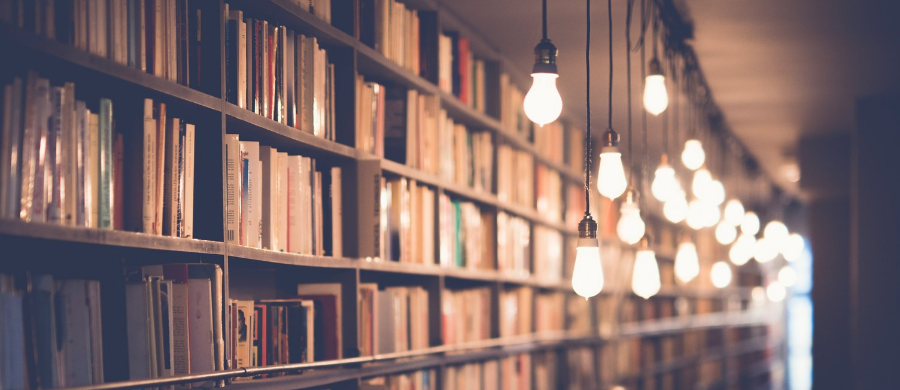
[458,38,469,104]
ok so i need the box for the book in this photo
[296,283,342,360]
[225,134,240,244]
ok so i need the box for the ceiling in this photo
[438,0,900,201]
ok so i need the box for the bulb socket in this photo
[578,215,598,239]
[660,154,668,165]
[602,128,619,148]
[640,234,653,249]
[649,57,664,77]
[625,187,638,204]
[532,39,559,74]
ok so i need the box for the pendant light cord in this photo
[662,54,669,154]
[542,0,548,40]
[607,0,613,130]
[640,0,647,206]
[584,0,591,215]
[672,56,679,155]
[626,0,634,185]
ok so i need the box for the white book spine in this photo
[142,99,157,234]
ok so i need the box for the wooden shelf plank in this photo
[0,220,224,255]
[226,244,358,269]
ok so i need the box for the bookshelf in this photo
[0,1,781,390]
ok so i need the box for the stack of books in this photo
[441,287,491,345]
[226,8,336,140]
[536,164,562,222]
[500,354,532,390]
[443,360,499,390]
[535,292,565,333]
[438,31,486,112]
[438,112,492,192]
[498,73,532,140]
[496,145,534,208]
[438,194,494,270]
[124,264,224,382]
[497,212,530,275]
[498,286,532,338]
[0,72,196,237]
[358,284,429,356]
[0,274,104,389]
[355,76,385,156]
[225,135,343,256]
[379,177,436,265]
[383,88,440,174]
[358,0,420,74]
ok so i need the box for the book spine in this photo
[142,99,156,234]
[224,134,240,243]
[155,105,167,236]
[182,123,194,238]
[62,83,77,225]
[1,78,22,219]
[113,133,125,230]
[98,98,113,229]
[30,77,50,223]
[47,86,62,223]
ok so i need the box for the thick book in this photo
[224,134,240,243]
[182,123,195,238]
[125,281,153,380]
[164,114,180,237]
[59,280,94,386]
[233,300,254,368]
[154,104,167,236]
[259,145,277,250]
[98,98,113,229]
[170,281,190,377]
[1,78,23,219]
[296,283,342,360]
[141,99,157,234]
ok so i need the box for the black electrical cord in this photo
[626,0,634,186]
[607,0,613,131]
[542,0,548,40]
[584,0,592,215]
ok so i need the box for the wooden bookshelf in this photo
[0,0,781,389]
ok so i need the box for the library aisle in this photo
[1,0,898,390]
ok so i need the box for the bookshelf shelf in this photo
[618,311,775,338]
[225,244,359,269]
[0,220,225,255]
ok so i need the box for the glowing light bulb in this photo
[724,199,745,226]
[782,233,805,262]
[597,147,627,199]
[729,234,756,266]
[706,180,725,205]
[701,200,721,227]
[686,199,706,230]
[778,266,797,287]
[715,221,737,245]
[674,242,700,284]
[663,189,688,223]
[643,63,668,115]
[571,238,604,299]
[767,281,786,302]
[632,248,661,299]
[711,261,732,288]
[741,212,760,235]
[651,159,678,202]
[616,198,645,245]
[692,168,712,198]
[764,220,790,248]
[681,139,705,171]
[754,237,778,263]
[523,73,563,126]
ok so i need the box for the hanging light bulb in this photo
[616,190,645,245]
[741,211,760,235]
[651,155,678,202]
[686,199,706,230]
[523,0,562,126]
[597,129,627,199]
[643,58,668,115]
[674,241,700,284]
[763,220,790,248]
[572,236,604,299]
[715,221,737,245]
[706,179,725,205]
[723,199,745,226]
[729,234,756,266]
[663,188,688,223]
[767,281,787,302]
[700,201,721,227]
[711,261,733,289]
[778,266,797,287]
[782,233,805,262]
[692,168,713,199]
[754,236,779,263]
[632,236,661,299]
[681,139,705,171]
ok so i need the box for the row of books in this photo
[441,287,491,346]
[535,292,564,333]
[361,369,437,390]
[1,0,207,89]
[498,287,532,338]
[225,8,336,141]
[533,226,563,282]
[496,144,534,208]
[379,177,435,264]
[225,135,342,256]
[497,212,530,275]
[358,284,429,356]
[438,194,494,270]
[442,360,499,390]
[360,0,420,74]
[383,89,440,174]
[0,274,103,389]
[536,164,562,223]
[124,264,224,382]
[438,32,487,113]
[498,73,532,140]
[439,113,492,193]
[0,72,197,236]
[532,350,558,390]
[354,77,385,156]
